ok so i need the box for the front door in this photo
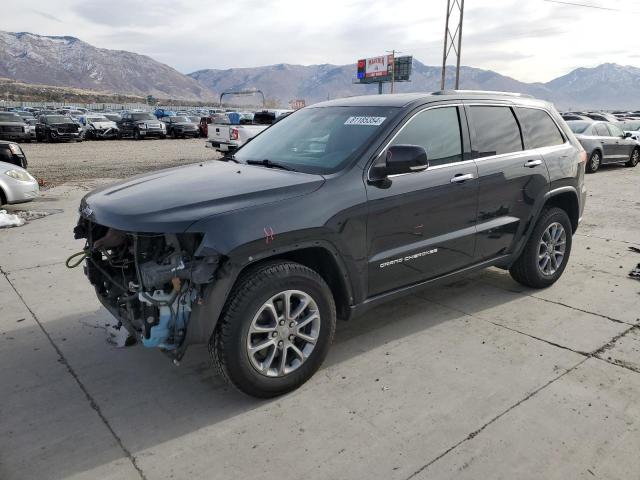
[365,105,478,297]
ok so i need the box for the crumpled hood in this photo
[81,160,325,232]
[89,121,117,129]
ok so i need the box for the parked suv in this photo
[0,112,29,142]
[74,91,586,397]
[36,114,82,142]
[117,112,166,139]
[159,116,199,138]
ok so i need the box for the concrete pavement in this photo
[1,164,638,479]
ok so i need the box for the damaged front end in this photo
[74,218,219,358]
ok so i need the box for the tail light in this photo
[578,148,587,165]
[229,127,239,141]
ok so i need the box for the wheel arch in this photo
[543,188,580,234]
[181,242,354,358]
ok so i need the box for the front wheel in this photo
[626,148,639,168]
[211,261,336,398]
[134,129,142,140]
[585,151,601,173]
[509,207,573,289]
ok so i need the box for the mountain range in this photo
[1,31,639,110]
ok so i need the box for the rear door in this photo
[365,105,478,296]
[592,123,616,162]
[466,104,550,261]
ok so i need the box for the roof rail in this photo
[431,90,534,98]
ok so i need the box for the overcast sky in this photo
[2,0,639,82]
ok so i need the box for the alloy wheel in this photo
[631,149,639,166]
[246,290,321,377]
[537,222,567,276]
[591,152,600,171]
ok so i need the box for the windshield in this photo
[0,113,22,122]
[47,115,74,124]
[188,116,200,122]
[131,113,156,121]
[172,116,191,123]
[567,121,591,134]
[234,106,399,174]
[623,120,640,131]
[88,116,109,122]
[104,114,121,121]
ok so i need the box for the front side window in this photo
[469,106,523,157]
[516,107,564,149]
[607,123,624,137]
[388,107,463,167]
[234,106,399,174]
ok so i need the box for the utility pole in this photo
[440,0,465,90]
[386,49,401,93]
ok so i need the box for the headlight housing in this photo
[138,123,147,129]
[5,169,34,182]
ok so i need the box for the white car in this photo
[79,114,120,140]
[0,160,39,205]
[622,120,640,141]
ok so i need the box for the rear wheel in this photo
[211,261,336,398]
[509,207,572,289]
[585,151,601,173]
[626,148,639,168]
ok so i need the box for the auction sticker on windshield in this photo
[344,116,387,126]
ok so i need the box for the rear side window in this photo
[390,107,463,167]
[468,106,523,157]
[594,124,609,136]
[516,108,564,149]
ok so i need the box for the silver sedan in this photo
[0,160,39,205]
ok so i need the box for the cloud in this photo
[0,0,638,82]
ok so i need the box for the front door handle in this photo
[524,159,542,168]
[450,173,475,183]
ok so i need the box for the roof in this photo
[311,90,547,109]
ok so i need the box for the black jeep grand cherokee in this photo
[75,91,586,397]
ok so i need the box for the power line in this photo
[542,0,623,11]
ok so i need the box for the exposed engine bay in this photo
[74,219,218,357]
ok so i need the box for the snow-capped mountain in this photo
[1,30,638,109]
[0,31,214,101]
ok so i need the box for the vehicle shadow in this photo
[3,269,531,479]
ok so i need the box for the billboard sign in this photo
[356,55,413,84]
[357,55,394,80]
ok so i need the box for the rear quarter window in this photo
[516,107,564,149]
[468,106,523,157]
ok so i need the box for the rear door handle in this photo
[524,159,542,168]
[450,173,475,183]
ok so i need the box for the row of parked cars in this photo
[0,106,219,143]
[560,111,640,173]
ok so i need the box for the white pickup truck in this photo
[206,109,292,153]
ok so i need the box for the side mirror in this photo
[383,145,429,176]
[624,132,632,138]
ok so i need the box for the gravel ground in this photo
[19,138,221,187]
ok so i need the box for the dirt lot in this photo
[20,138,220,187]
[1,145,640,479]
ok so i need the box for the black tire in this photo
[46,131,53,143]
[171,129,178,139]
[134,129,142,140]
[211,260,336,398]
[626,148,639,168]
[509,207,573,289]
[585,151,601,173]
